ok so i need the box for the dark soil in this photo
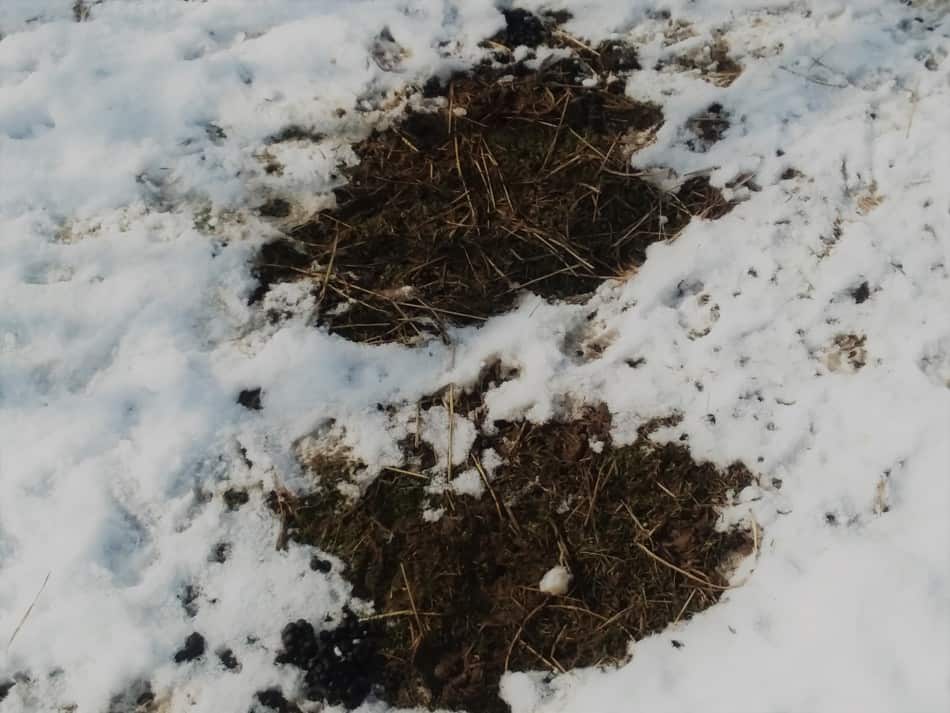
[278,394,754,712]
[252,57,732,344]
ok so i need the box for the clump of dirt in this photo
[278,399,754,712]
[495,8,549,49]
[253,55,733,344]
[824,333,867,373]
[485,10,640,75]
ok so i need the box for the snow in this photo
[1,1,949,712]
[538,566,573,596]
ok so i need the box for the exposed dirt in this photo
[276,391,754,713]
[252,38,733,344]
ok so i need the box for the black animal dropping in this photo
[851,281,870,304]
[217,647,240,671]
[238,388,263,411]
[256,687,298,712]
[500,9,546,48]
[310,555,332,573]
[174,632,206,663]
[275,611,380,709]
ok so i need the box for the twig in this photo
[541,94,571,171]
[473,456,505,523]
[447,80,455,134]
[548,603,608,621]
[317,232,339,307]
[519,639,566,673]
[553,29,599,56]
[401,563,426,641]
[503,263,584,294]
[673,588,697,624]
[778,65,848,89]
[446,384,455,481]
[505,601,546,671]
[360,609,442,622]
[7,571,51,650]
[635,542,731,591]
[382,466,429,481]
[454,135,478,230]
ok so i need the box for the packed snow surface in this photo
[1,1,949,712]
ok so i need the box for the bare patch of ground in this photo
[251,28,733,345]
[273,385,754,712]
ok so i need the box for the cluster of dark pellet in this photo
[275,612,379,709]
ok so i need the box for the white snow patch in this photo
[449,468,485,498]
[538,566,573,596]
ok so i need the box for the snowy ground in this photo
[1,1,949,712]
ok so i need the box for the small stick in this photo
[446,384,455,480]
[7,571,51,650]
[749,516,762,565]
[519,639,566,673]
[397,133,420,153]
[360,609,441,622]
[673,588,697,624]
[548,603,608,621]
[505,601,546,671]
[382,466,428,481]
[595,603,635,632]
[635,542,731,591]
[317,232,339,307]
[473,456,505,523]
[541,95,571,171]
[447,80,455,135]
[553,29,599,56]
[401,563,426,640]
[503,263,583,294]
[454,136,478,229]
[414,402,422,449]
[622,503,659,539]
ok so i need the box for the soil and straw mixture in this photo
[271,380,754,713]
[249,12,751,713]
[252,17,733,345]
